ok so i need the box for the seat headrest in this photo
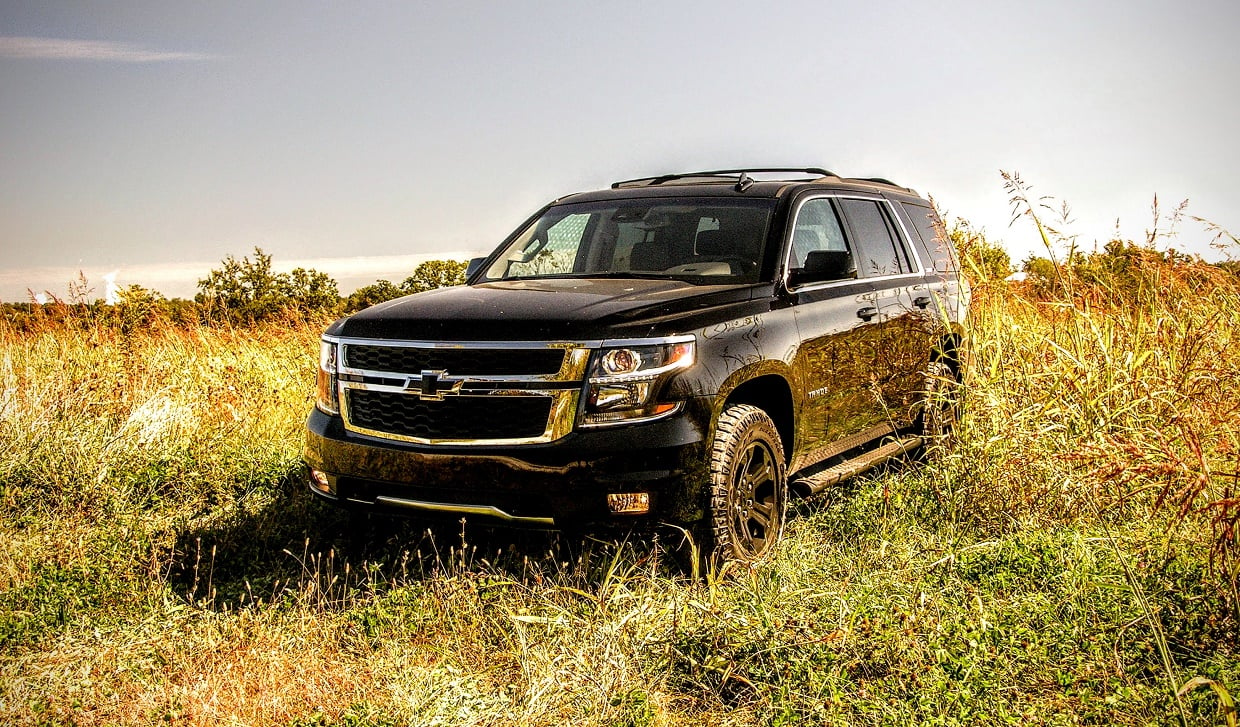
[630,241,670,271]
[695,230,732,256]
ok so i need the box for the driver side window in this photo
[790,198,849,269]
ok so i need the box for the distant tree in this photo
[196,247,281,319]
[114,284,168,332]
[401,260,468,294]
[342,260,469,313]
[196,247,339,322]
[117,284,166,306]
[948,221,1011,283]
[280,267,340,315]
[344,279,404,312]
[162,298,201,327]
[1021,255,1063,297]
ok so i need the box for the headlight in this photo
[316,337,340,415]
[582,337,694,427]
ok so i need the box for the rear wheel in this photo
[919,358,960,441]
[706,404,787,568]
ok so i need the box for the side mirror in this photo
[464,256,488,280]
[788,250,856,287]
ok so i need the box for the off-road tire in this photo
[705,404,788,569]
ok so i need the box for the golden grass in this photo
[954,252,1240,574]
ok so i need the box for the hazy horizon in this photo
[0,249,484,303]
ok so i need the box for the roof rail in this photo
[848,177,915,193]
[611,167,836,189]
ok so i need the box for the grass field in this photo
[1,247,1238,725]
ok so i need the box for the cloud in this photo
[0,36,212,63]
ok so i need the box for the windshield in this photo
[483,198,776,284]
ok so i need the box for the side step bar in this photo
[792,435,924,495]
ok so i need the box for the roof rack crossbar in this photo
[611,167,837,189]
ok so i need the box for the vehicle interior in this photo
[489,200,774,284]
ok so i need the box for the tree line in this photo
[8,230,1239,332]
[2,247,468,331]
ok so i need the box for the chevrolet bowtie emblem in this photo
[411,369,463,401]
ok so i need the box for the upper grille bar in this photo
[344,344,567,377]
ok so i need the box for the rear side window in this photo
[838,199,909,277]
[900,202,958,277]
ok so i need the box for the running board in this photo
[792,435,924,495]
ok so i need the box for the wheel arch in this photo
[719,373,795,465]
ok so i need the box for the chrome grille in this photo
[334,338,592,445]
[344,344,566,376]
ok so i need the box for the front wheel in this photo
[706,404,788,567]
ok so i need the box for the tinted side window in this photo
[789,198,849,269]
[901,202,958,277]
[838,199,905,277]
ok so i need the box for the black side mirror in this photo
[788,250,856,287]
[465,256,487,280]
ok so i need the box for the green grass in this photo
[1,247,1238,725]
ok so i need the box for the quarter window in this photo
[901,202,958,276]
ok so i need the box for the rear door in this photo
[893,200,967,331]
[836,197,935,429]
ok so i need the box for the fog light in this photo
[309,468,332,495]
[607,492,650,515]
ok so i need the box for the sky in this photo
[2,1,1238,302]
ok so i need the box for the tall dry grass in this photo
[953,176,1240,590]
[0,318,319,518]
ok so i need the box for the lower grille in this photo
[347,389,554,441]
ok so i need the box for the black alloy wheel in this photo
[708,404,787,566]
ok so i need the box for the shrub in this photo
[196,247,339,323]
[342,260,469,312]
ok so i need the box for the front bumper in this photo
[303,398,711,528]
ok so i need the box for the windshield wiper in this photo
[497,271,696,282]
[564,271,671,279]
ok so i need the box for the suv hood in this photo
[331,278,762,341]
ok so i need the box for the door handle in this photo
[914,296,932,309]
[856,306,878,321]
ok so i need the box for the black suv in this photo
[305,168,969,564]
